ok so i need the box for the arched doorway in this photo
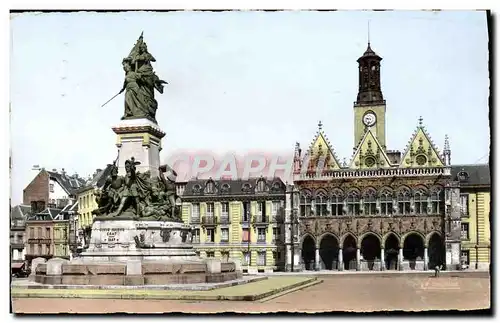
[428,233,445,270]
[301,235,316,271]
[403,233,425,270]
[384,234,400,270]
[342,235,357,270]
[319,234,339,270]
[360,234,381,271]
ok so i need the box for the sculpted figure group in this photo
[92,157,180,221]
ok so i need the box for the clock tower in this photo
[353,42,387,150]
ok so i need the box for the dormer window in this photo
[457,171,469,182]
[193,184,202,194]
[205,181,215,194]
[256,179,266,192]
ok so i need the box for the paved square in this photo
[12,274,490,313]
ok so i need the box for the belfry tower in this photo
[353,38,387,150]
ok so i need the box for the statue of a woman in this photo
[119,60,157,120]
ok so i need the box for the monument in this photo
[32,33,241,285]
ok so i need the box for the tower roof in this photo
[357,43,382,62]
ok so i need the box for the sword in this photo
[101,91,122,107]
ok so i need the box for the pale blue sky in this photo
[10,10,489,205]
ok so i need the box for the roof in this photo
[26,207,63,221]
[76,164,114,194]
[47,171,86,196]
[451,164,490,187]
[10,204,31,220]
[183,177,286,197]
[357,43,382,61]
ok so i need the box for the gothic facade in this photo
[292,42,462,271]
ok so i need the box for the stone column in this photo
[338,248,344,271]
[424,247,429,271]
[380,248,385,271]
[356,248,361,271]
[315,248,320,271]
[399,248,404,271]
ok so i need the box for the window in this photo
[191,203,200,222]
[272,227,281,242]
[192,229,200,243]
[330,191,344,216]
[221,228,229,242]
[257,201,266,222]
[38,244,42,255]
[206,203,214,216]
[49,183,54,193]
[380,191,393,215]
[460,194,469,216]
[221,202,229,216]
[242,251,250,265]
[257,228,266,242]
[271,201,280,216]
[461,250,470,265]
[300,193,312,217]
[37,227,42,238]
[257,251,266,266]
[206,251,215,258]
[242,202,250,222]
[346,191,360,215]
[242,228,250,242]
[430,189,443,214]
[414,190,428,214]
[257,180,266,192]
[206,229,215,243]
[461,223,469,240]
[363,189,377,215]
[397,188,411,215]
[205,181,215,194]
[46,228,51,239]
[315,193,328,216]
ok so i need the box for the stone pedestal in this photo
[112,118,165,178]
[33,219,241,286]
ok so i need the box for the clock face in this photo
[363,112,377,127]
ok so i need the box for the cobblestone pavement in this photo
[12,275,490,314]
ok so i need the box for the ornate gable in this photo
[305,121,341,172]
[348,128,392,169]
[400,117,445,168]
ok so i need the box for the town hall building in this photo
[292,42,462,271]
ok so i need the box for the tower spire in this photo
[368,20,370,45]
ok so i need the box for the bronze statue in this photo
[94,157,181,221]
[102,32,167,123]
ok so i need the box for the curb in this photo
[11,277,317,302]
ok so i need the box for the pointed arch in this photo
[425,230,443,247]
[414,186,429,215]
[340,232,358,248]
[313,188,329,198]
[379,187,394,216]
[300,232,317,246]
[400,231,426,248]
[358,232,382,249]
[382,232,401,246]
[317,232,340,248]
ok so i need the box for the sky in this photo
[10,10,490,205]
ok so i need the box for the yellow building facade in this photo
[453,164,490,270]
[181,178,286,273]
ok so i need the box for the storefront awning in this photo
[11,262,25,269]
